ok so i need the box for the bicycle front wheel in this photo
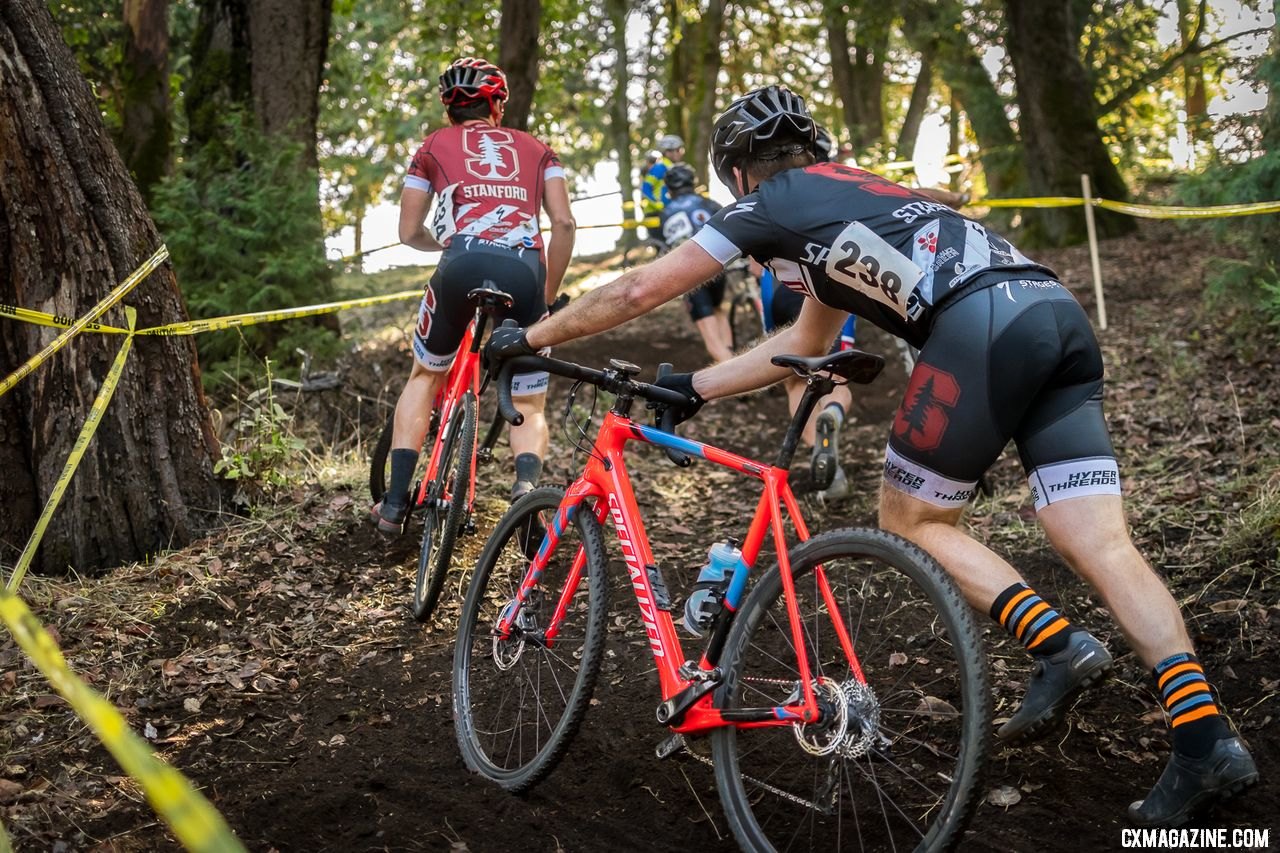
[453,487,609,792]
[412,391,476,622]
[712,528,990,853]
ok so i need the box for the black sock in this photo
[1153,653,1233,758]
[989,582,1080,657]
[514,452,542,485]
[386,449,418,507]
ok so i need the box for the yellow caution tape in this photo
[1096,198,1280,219]
[7,308,138,592]
[137,289,422,336]
[0,245,167,398]
[0,586,247,852]
[974,196,1087,209]
[0,304,129,335]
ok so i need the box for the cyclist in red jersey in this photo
[488,86,1258,827]
[371,57,576,533]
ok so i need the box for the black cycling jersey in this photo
[659,192,722,249]
[691,162,1055,348]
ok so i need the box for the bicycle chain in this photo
[677,738,828,813]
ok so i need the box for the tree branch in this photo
[1099,16,1270,115]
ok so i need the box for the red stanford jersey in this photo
[405,123,564,253]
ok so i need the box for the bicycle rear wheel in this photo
[729,290,764,352]
[411,391,476,622]
[712,528,989,853]
[369,412,395,504]
[453,487,609,792]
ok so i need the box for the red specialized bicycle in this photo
[374,285,513,622]
[452,348,991,852]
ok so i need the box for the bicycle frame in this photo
[412,316,484,515]
[496,409,868,736]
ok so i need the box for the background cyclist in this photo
[372,56,576,534]
[658,163,733,363]
[488,85,1256,828]
[640,133,685,217]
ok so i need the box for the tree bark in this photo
[0,0,224,574]
[499,0,542,131]
[187,0,331,168]
[249,0,331,168]
[120,0,171,203]
[1004,0,1133,244]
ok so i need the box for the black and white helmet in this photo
[814,125,835,163]
[711,86,816,195]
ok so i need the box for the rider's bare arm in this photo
[525,240,724,349]
[692,298,849,400]
[398,187,445,252]
[541,176,577,305]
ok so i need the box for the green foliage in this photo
[1180,23,1280,327]
[152,111,336,384]
[215,361,306,490]
[49,0,125,133]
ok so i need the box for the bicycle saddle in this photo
[771,349,885,385]
[467,285,515,312]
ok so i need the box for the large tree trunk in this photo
[663,0,690,150]
[1004,0,1133,244]
[119,0,171,203]
[606,0,637,248]
[686,0,726,184]
[0,0,224,574]
[499,0,542,131]
[249,0,332,168]
[825,1,889,156]
[901,0,1026,207]
[187,0,331,168]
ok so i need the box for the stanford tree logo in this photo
[464,128,520,181]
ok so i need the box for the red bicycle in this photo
[452,349,991,852]
[375,285,513,622]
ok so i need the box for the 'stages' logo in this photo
[893,365,961,452]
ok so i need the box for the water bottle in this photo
[683,540,744,637]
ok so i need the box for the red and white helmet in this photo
[438,57,509,107]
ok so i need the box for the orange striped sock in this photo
[989,582,1077,657]
[1154,653,1231,758]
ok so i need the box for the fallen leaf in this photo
[0,779,22,803]
[183,697,202,713]
[987,785,1022,807]
[1209,599,1246,613]
[328,734,347,747]
[144,722,158,740]
[914,696,958,717]
[888,652,908,667]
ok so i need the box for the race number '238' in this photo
[824,221,923,319]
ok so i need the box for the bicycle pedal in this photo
[655,733,686,761]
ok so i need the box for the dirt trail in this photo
[2,221,1277,852]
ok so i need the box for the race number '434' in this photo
[825,221,923,319]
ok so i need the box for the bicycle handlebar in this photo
[495,355,696,467]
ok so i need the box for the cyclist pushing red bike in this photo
[487,85,1258,831]
[370,56,576,535]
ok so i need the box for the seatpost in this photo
[471,308,491,352]
[773,375,835,470]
